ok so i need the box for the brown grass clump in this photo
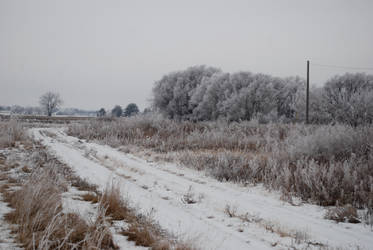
[121,223,156,247]
[81,192,100,203]
[21,165,31,173]
[325,205,360,223]
[4,170,64,248]
[121,223,196,250]
[101,183,132,221]
[71,176,98,192]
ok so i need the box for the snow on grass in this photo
[32,128,373,250]
[61,186,146,250]
[0,183,21,250]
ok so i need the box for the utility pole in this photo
[306,60,310,124]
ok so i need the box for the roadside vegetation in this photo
[0,125,118,249]
[67,115,373,224]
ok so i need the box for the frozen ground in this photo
[32,128,373,250]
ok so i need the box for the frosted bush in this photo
[287,124,372,161]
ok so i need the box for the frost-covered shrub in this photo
[274,156,373,207]
[179,151,255,183]
[287,124,372,161]
[325,205,360,223]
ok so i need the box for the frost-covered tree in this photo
[276,76,304,119]
[111,105,123,117]
[152,66,373,125]
[39,92,63,116]
[220,73,286,121]
[191,72,230,120]
[152,65,221,120]
[153,67,305,122]
[124,103,139,117]
[322,73,373,126]
[293,85,330,124]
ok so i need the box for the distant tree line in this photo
[152,65,373,125]
[56,108,97,117]
[0,105,98,117]
[98,103,140,118]
[1,91,93,117]
[0,105,43,115]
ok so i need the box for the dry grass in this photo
[0,120,26,148]
[21,165,31,173]
[121,223,156,247]
[222,202,322,247]
[325,205,360,223]
[81,192,100,203]
[181,186,198,204]
[100,183,132,221]
[223,203,313,245]
[71,176,98,192]
[224,204,237,218]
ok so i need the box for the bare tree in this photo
[39,92,63,116]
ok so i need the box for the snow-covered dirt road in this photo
[32,128,373,250]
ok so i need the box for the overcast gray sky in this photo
[1,0,373,110]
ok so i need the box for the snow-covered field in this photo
[32,127,373,250]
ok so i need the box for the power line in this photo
[310,62,373,71]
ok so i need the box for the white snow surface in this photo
[31,128,373,250]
